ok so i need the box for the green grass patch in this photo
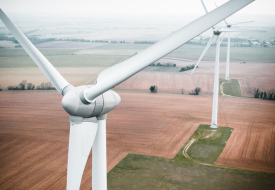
[176,124,233,165]
[108,154,275,190]
[107,124,275,190]
[220,79,242,97]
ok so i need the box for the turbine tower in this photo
[0,0,256,189]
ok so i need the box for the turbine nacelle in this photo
[213,28,222,35]
[62,85,121,118]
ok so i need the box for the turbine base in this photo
[210,124,218,128]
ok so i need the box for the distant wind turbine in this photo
[191,0,265,128]
[0,0,256,189]
[214,2,256,80]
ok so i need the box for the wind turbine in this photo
[191,0,265,128]
[214,2,255,80]
[0,0,256,189]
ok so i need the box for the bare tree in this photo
[150,85,158,93]
[263,91,267,99]
[27,83,35,90]
[260,91,263,98]
[194,87,201,95]
[18,80,27,90]
[189,87,201,95]
[181,88,185,94]
[254,88,260,98]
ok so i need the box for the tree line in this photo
[254,88,275,100]
[149,62,176,67]
[7,80,55,90]
[179,64,198,72]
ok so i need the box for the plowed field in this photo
[0,91,274,189]
[115,61,275,97]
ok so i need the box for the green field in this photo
[170,44,275,62]
[0,49,130,68]
[220,79,242,97]
[79,43,275,63]
[107,125,275,190]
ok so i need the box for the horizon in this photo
[0,0,275,15]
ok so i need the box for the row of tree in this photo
[179,64,198,72]
[254,88,275,100]
[92,40,108,43]
[150,86,201,95]
[149,62,176,67]
[7,80,55,90]
[134,41,155,44]
[111,41,126,43]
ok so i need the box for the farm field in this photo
[115,60,275,97]
[0,44,274,95]
[0,91,274,189]
[0,67,105,89]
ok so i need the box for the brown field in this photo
[0,91,274,189]
[115,61,275,97]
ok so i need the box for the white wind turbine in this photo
[191,0,265,129]
[0,0,256,189]
[214,2,255,80]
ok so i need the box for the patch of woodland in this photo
[254,88,275,100]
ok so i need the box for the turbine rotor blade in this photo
[191,35,217,75]
[220,32,226,43]
[67,117,98,190]
[201,0,208,13]
[0,9,70,94]
[229,21,255,25]
[219,28,266,32]
[84,0,255,102]
[214,2,228,26]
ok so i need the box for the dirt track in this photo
[0,91,274,189]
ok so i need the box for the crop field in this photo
[0,67,105,89]
[73,43,275,63]
[34,41,107,49]
[115,71,215,95]
[115,60,275,97]
[0,91,274,189]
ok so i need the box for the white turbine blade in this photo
[191,35,217,75]
[0,9,70,94]
[67,117,98,190]
[230,21,255,25]
[201,0,208,13]
[219,28,266,32]
[84,0,255,102]
[214,2,228,26]
[93,115,107,190]
[220,32,226,43]
[225,32,231,80]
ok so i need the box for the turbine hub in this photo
[62,86,121,118]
